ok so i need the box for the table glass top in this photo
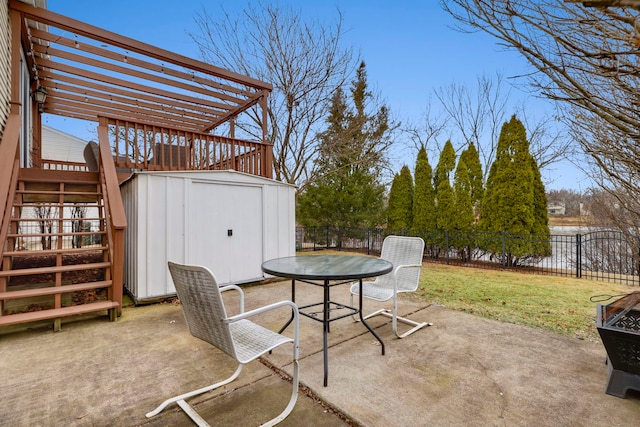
[262,254,393,280]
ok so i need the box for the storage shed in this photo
[120,170,296,303]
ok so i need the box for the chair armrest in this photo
[219,284,245,313]
[226,300,298,324]
[226,300,299,349]
[392,263,421,275]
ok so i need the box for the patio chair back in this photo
[376,235,425,293]
[151,262,300,425]
[167,262,235,359]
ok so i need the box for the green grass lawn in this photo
[298,249,636,340]
[416,262,635,340]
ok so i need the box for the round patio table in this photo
[262,254,393,386]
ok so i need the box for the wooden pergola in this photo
[0,1,277,328]
[10,0,273,162]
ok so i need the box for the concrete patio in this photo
[1,279,639,426]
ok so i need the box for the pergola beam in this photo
[10,0,272,90]
[9,0,273,136]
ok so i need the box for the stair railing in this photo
[98,118,127,317]
[0,114,21,262]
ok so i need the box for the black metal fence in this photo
[295,226,640,286]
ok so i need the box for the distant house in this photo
[41,125,88,164]
[547,202,566,216]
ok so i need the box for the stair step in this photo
[13,217,103,222]
[7,231,106,238]
[16,180,101,203]
[0,301,119,327]
[18,193,101,203]
[11,202,103,208]
[0,262,111,278]
[0,281,112,300]
[3,247,109,257]
[16,189,101,196]
[18,169,100,184]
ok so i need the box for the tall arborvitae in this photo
[386,165,414,231]
[530,154,552,255]
[459,142,484,210]
[453,157,475,260]
[453,157,474,231]
[433,140,456,191]
[479,115,545,264]
[436,176,456,232]
[480,115,534,234]
[412,146,436,233]
[434,141,457,231]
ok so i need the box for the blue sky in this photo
[46,1,586,191]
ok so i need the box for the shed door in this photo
[188,182,263,284]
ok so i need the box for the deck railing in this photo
[41,159,88,171]
[98,120,127,316]
[105,118,273,178]
[0,114,21,262]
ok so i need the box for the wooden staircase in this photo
[0,169,120,331]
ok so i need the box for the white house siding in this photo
[120,170,296,302]
[41,125,87,162]
[0,0,11,133]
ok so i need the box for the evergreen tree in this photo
[434,141,457,232]
[530,155,552,256]
[480,115,534,234]
[453,158,474,231]
[387,165,414,231]
[412,146,437,233]
[459,142,484,209]
[436,176,456,232]
[479,115,550,264]
[297,62,390,233]
[433,140,456,191]
[452,157,475,261]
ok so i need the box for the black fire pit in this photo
[596,291,640,398]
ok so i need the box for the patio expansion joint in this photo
[258,357,361,427]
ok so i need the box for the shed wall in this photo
[121,171,295,302]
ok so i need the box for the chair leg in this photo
[379,309,432,338]
[146,364,244,422]
[147,358,299,427]
[361,307,432,339]
[261,359,299,427]
[177,399,210,427]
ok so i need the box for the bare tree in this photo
[71,204,87,248]
[442,0,640,236]
[35,205,56,250]
[407,72,570,180]
[189,2,355,189]
[434,73,509,175]
[402,97,449,168]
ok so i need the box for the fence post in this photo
[502,231,507,268]
[366,228,371,255]
[326,225,329,250]
[312,226,316,251]
[445,230,450,264]
[576,233,582,278]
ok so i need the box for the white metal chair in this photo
[350,235,432,338]
[146,262,300,427]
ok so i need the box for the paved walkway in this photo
[1,279,639,426]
